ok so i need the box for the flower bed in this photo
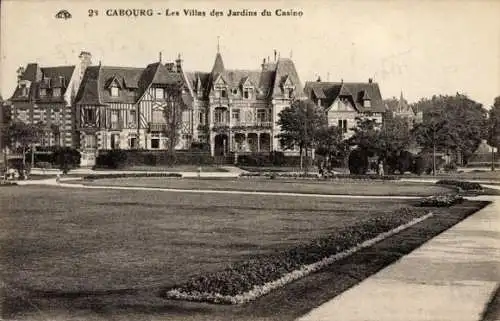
[239,172,400,181]
[240,172,319,179]
[163,207,431,304]
[418,194,464,207]
[436,180,483,191]
[83,173,182,180]
[324,174,400,181]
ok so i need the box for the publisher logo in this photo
[55,10,72,20]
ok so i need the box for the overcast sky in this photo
[1,0,499,107]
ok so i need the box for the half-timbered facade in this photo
[304,79,386,138]
[185,50,303,156]
[74,57,192,165]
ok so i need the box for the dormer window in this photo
[40,88,47,97]
[288,88,295,99]
[232,88,238,95]
[364,99,371,108]
[53,88,61,97]
[243,88,251,99]
[21,86,29,97]
[221,89,227,98]
[111,85,119,97]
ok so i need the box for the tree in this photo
[411,94,487,169]
[162,84,191,154]
[347,118,380,157]
[315,125,346,170]
[4,121,43,170]
[487,96,500,170]
[276,98,327,170]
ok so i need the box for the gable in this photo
[328,98,356,112]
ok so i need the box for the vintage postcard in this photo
[1,0,499,320]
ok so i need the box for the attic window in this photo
[111,85,120,97]
[40,88,47,97]
[20,85,29,97]
[364,99,371,108]
[155,88,164,99]
[243,89,250,99]
[288,88,294,98]
[221,89,227,98]
[53,88,61,97]
[232,88,238,95]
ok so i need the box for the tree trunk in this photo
[299,146,303,170]
[304,147,309,175]
[432,143,436,176]
[492,148,496,171]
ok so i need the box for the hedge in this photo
[417,194,464,207]
[95,150,214,169]
[163,207,429,303]
[83,173,182,180]
[436,180,483,191]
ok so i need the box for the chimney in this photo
[175,53,182,73]
[261,58,267,71]
[16,66,25,83]
[159,51,162,63]
[368,78,373,83]
[316,76,321,82]
[79,51,92,79]
[274,49,277,62]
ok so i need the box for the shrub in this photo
[96,150,128,169]
[348,149,369,175]
[52,147,81,173]
[443,162,457,173]
[436,180,482,191]
[418,194,464,207]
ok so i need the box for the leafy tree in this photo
[315,125,346,169]
[162,84,191,154]
[487,96,500,170]
[5,121,44,169]
[411,94,486,169]
[276,98,327,170]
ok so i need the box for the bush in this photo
[418,194,464,207]
[436,180,482,191]
[348,149,369,175]
[443,162,457,173]
[96,150,128,169]
[53,147,81,173]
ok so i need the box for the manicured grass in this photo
[1,186,415,319]
[0,185,488,321]
[81,177,453,197]
[95,165,229,172]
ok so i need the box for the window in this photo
[364,100,371,108]
[214,109,225,123]
[17,110,28,122]
[40,88,47,97]
[243,89,250,99]
[198,112,205,125]
[155,88,164,99]
[53,88,61,97]
[232,110,240,122]
[288,88,294,98]
[110,133,120,149]
[129,109,136,123]
[151,138,160,149]
[84,134,97,149]
[338,119,348,133]
[111,110,120,129]
[83,108,96,123]
[111,86,119,97]
[21,86,29,96]
[221,89,227,98]
[232,88,238,95]
[128,135,138,149]
[257,109,267,122]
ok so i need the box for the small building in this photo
[384,91,422,125]
[304,79,386,138]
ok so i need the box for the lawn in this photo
[82,177,453,197]
[0,185,488,320]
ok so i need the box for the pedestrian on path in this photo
[378,161,384,176]
[56,173,61,184]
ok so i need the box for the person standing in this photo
[378,161,384,176]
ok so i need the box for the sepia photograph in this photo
[1,0,499,320]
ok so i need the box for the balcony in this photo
[211,121,230,132]
[148,122,167,132]
[231,121,273,129]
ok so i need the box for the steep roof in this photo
[211,53,225,76]
[10,65,76,103]
[272,58,303,99]
[304,81,386,113]
[76,64,186,105]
